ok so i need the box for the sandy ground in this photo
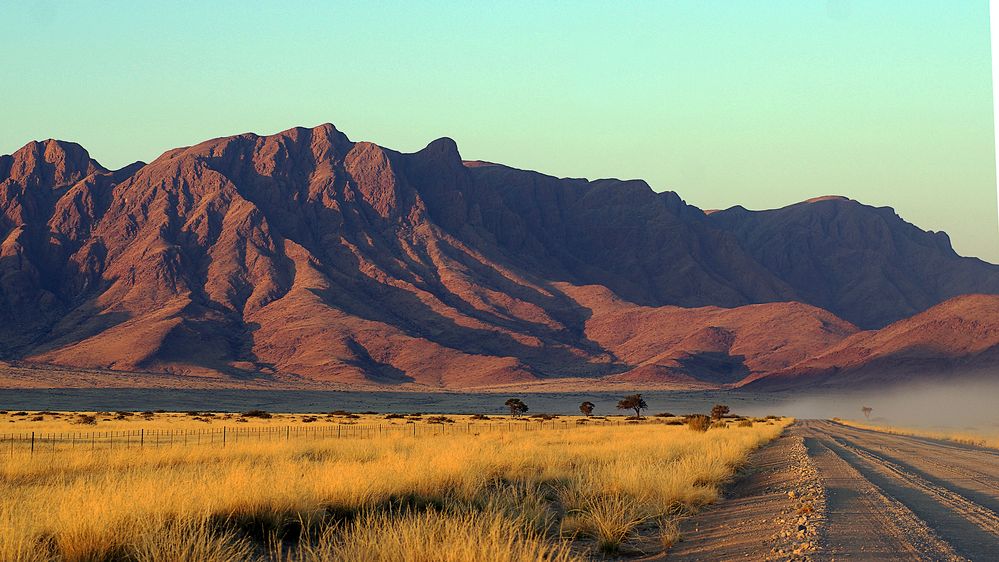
[671,420,999,561]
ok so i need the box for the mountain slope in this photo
[742,294,999,389]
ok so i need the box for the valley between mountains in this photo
[1,124,997,390]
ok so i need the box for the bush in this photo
[11,411,27,416]
[710,421,727,429]
[241,410,272,419]
[302,416,318,423]
[686,415,710,432]
[329,410,351,416]
[469,414,490,420]
[75,414,97,425]
[425,416,455,424]
[736,419,753,427]
[29,415,44,422]
[652,412,675,418]
[384,413,405,419]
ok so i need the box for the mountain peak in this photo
[418,137,462,163]
[3,139,105,189]
[804,195,851,204]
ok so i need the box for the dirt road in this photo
[670,420,999,561]
[798,420,999,561]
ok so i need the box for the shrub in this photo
[384,413,404,419]
[686,415,710,432]
[425,416,455,424]
[329,410,351,416]
[652,412,675,418]
[469,414,490,420]
[302,416,318,423]
[74,414,98,425]
[710,421,728,429]
[11,411,27,416]
[241,410,272,419]
[736,419,753,427]
[29,415,44,422]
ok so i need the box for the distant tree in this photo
[861,406,873,420]
[616,394,648,418]
[505,398,529,417]
[710,404,730,421]
[579,401,595,417]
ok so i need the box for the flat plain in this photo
[0,410,788,561]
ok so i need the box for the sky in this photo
[2,0,997,263]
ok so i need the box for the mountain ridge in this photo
[1,123,996,390]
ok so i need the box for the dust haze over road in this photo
[773,377,999,433]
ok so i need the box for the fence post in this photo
[30,432,34,455]
[223,427,226,447]
[140,429,144,448]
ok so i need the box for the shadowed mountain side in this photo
[709,198,999,328]
[0,124,997,389]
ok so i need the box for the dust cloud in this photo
[773,375,999,434]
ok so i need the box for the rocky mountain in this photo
[1,124,996,390]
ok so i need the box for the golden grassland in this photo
[0,410,790,561]
[836,419,999,450]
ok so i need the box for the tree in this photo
[579,401,595,417]
[861,406,873,420]
[505,398,529,417]
[710,404,730,421]
[616,394,648,418]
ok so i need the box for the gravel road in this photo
[667,420,999,561]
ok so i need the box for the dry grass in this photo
[837,419,999,449]
[0,412,790,561]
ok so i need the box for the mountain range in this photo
[1,123,997,390]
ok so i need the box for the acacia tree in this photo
[505,398,529,417]
[710,404,730,421]
[579,401,595,417]
[861,406,873,420]
[616,394,648,418]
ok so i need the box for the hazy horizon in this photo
[3,1,997,263]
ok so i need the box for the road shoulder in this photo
[664,428,824,561]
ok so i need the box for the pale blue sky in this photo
[2,0,996,262]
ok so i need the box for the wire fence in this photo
[2,418,626,457]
